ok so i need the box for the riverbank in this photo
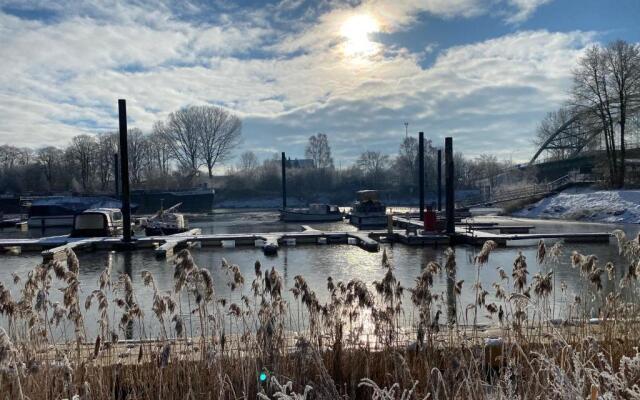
[513,187,640,224]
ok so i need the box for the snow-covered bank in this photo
[513,189,640,224]
[513,188,640,223]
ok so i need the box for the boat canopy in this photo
[356,190,380,202]
[71,208,123,237]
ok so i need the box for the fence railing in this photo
[461,173,594,207]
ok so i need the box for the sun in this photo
[340,14,380,57]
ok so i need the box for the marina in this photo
[0,212,615,263]
[0,128,615,263]
[0,209,631,341]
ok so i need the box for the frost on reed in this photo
[0,240,640,399]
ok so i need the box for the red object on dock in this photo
[423,209,437,231]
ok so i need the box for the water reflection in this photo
[123,251,134,340]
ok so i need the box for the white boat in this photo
[348,190,388,227]
[26,196,129,228]
[70,208,123,237]
[280,204,343,222]
[143,203,188,235]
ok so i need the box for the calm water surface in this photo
[0,210,637,338]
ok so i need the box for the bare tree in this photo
[0,145,22,170]
[162,108,204,177]
[573,45,618,184]
[357,150,389,186]
[238,151,258,172]
[36,146,64,190]
[127,128,149,185]
[148,123,173,179]
[572,41,640,187]
[305,133,334,168]
[603,40,640,185]
[67,135,97,192]
[475,154,502,186]
[197,106,242,178]
[160,105,241,178]
[95,133,118,191]
[395,136,418,190]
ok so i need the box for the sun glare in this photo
[340,14,380,57]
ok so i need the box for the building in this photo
[286,158,314,168]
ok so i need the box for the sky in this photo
[0,0,639,167]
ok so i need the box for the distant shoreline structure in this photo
[0,187,215,215]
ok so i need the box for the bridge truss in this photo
[529,96,640,165]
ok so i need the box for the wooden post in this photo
[437,149,442,211]
[418,132,424,221]
[445,137,455,234]
[118,99,132,243]
[281,152,287,209]
[114,153,120,197]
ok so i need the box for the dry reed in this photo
[0,238,639,399]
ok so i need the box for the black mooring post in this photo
[118,99,132,243]
[114,153,120,197]
[281,152,287,209]
[418,132,425,220]
[445,137,455,235]
[437,149,442,211]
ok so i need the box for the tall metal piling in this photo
[118,99,132,243]
[281,152,287,209]
[437,149,442,211]
[445,137,455,235]
[418,132,425,221]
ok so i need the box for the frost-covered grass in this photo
[1,237,640,399]
[514,187,640,223]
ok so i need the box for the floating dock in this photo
[0,226,386,262]
[393,216,611,247]
[0,216,615,262]
[454,226,612,246]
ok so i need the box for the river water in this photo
[0,210,637,338]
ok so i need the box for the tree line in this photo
[223,133,508,203]
[0,105,241,194]
[535,40,640,187]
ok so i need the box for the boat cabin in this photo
[349,190,387,227]
[353,190,386,214]
[356,190,380,202]
[308,204,340,214]
[70,208,123,237]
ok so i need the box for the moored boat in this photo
[143,203,188,236]
[348,190,387,227]
[70,208,123,237]
[280,204,343,222]
[26,196,131,228]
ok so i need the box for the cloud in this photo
[505,0,553,23]
[241,29,594,162]
[0,0,593,164]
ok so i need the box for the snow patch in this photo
[513,188,640,224]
